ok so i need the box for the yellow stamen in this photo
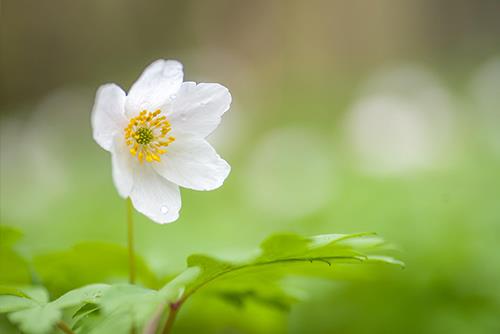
[124,109,175,163]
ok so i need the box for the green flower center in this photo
[135,127,154,145]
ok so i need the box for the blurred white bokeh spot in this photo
[0,114,69,221]
[469,57,500,155]
[344,65,457,175]
[360,64,444,98]
[0,88,91,221]
[243,127,335,220]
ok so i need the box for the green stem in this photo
[161,303,180,334]
[56,321,75,334]
[127,198,136,284]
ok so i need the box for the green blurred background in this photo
[1,0,500,333]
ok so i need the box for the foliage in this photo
[0,227,402,333]
[0,226,30,285]
[33,242,160,297]
[0,285,108,334]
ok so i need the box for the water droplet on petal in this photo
[161,206,169,214]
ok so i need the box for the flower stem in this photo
[127,198,136,284]
[161,302,181,334]
[56,321,75,334]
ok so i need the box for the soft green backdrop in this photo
[1,0,500,333]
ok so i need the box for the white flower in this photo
[91,60,231,224]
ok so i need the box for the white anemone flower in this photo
[91,60,231,224]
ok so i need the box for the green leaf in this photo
[21,287,50,304]
[185,255,233,289]
[73,302,99,320]
[214,288,297,311]
[0,226,23,248]
[365,255,405,267]
[51,284,109,309]
[0,296,38,313]
[89,268,201,333]
[0,286,49,312]
[72,303,100,331]
[0,232,402,334]
[88,284,164,334]
[158,266,200,299]
[0,284,110,334]
[178,232,403,310]
[258,233,310,260]
[8,304,60,334]
[0,286,53,334]
[33,242,160,296]
[0,226,30,285]
[0,286,30,298]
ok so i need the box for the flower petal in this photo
[126,60,183,116]
[110,135,134,198]
[91,84,127,151]
[152,135,230,191]
[167,82,231,138]
[129,165,181,224]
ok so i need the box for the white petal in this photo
[91,84,127,151]
[129,165,181,224]
[110,135,134,198]
[152,135,230,191]
[126,60,183,115]
[167,82,231,138]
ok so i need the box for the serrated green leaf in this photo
[0,286,49,305]
[8,304,60,334]
[0,286,29,298]
[85,269,200,333]
[72,302,100,331]
[33,242,160,296]
[0,232,400,333]
[186,255,234,288]
[89,284,164,334]
[51,284,109,309]
[0,286,52,334]
[0,296,37,313]
[1,284,110,334]
[365,255,405,267]
[174,232,403,312]
[215,288,297,311]
[258,233,310,260]
[73,302,99,320]
[21,287,50,305]
[158,266,200,299]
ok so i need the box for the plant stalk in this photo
[56,321,75,334]
[161,302,181,334]
[127,198,136,284]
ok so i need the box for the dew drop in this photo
[161,206,169,214]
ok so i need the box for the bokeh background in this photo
[1,0,500,333]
